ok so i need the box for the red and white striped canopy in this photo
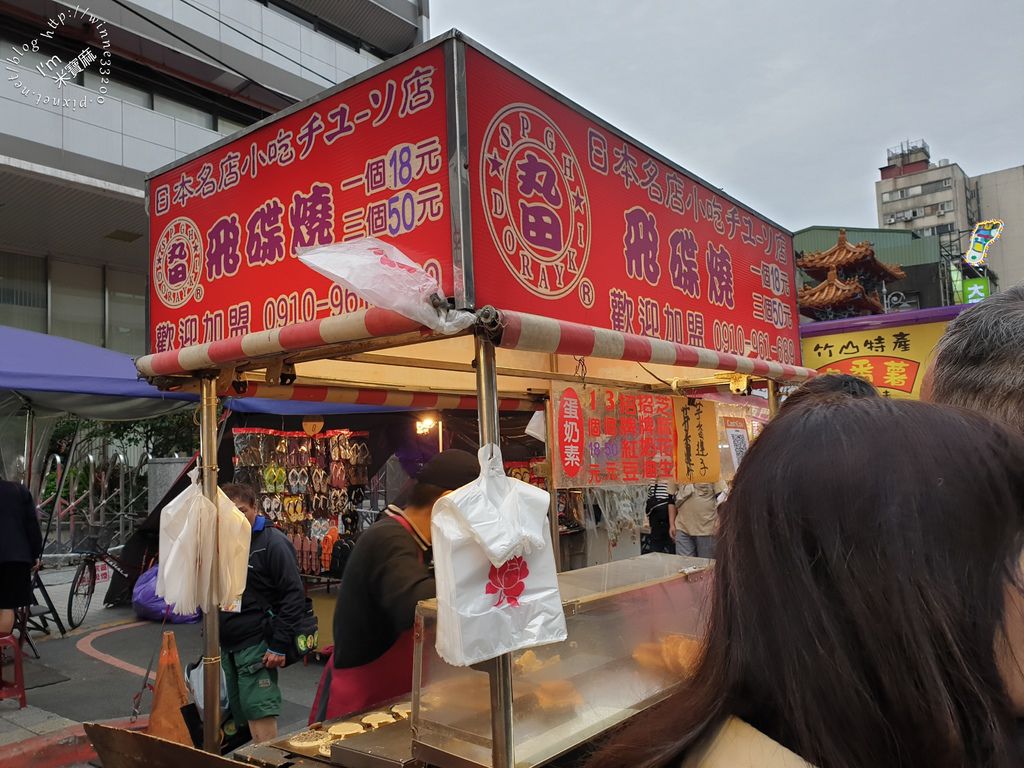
[495,310,814,383]
[135,305,814,384]
[136,307,432,378]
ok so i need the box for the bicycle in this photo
[67,533,133,629]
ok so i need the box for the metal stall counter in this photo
[235,552,710,768]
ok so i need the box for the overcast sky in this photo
[429,0,1024,233]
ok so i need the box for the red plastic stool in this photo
[0,633,27,708]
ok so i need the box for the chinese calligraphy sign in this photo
[148,45,450,352]
[676,398,721,484]
[801,312,961,399]
[466,46,800,366]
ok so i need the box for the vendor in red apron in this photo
[311,449,479,723]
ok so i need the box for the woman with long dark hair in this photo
[588,397,1024,768]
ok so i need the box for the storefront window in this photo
[50,260,104,346]
[0,252,46,332]
[153,93,215,130]
[83,71,152,108]
[217,115,247,135]
[106,269,147,355]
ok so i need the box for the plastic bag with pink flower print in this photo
[431,445,567,667]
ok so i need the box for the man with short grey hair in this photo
[926,283,1024,434]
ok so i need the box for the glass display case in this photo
[411,553,711,768]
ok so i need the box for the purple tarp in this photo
[799,305,966,338]
[0,324,195,419]
[0,325,402,418]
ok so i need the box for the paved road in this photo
[20,566,324,736]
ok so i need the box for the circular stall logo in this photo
[153,217,204,308]
[480,104,590,300]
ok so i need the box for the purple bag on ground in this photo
[132,565,200,623]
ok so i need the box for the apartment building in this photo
[0,0,427,355]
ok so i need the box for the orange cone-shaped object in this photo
[147,631,194,747]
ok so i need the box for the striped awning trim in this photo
[494,310,814,383]
[220,381,541,412]
[136,307,430,378]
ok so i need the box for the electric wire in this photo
[178,0,335,86]
[107,0,299,107]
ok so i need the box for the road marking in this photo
[35,616,137,645]
[75,622,156,680]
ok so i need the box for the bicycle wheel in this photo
[68,559,96,629]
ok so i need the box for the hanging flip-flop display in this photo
[231,426,374,572]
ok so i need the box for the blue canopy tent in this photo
[0,325,428,609]
[0,325,406,478]
[0,325,200,415]
[0,325,201,487]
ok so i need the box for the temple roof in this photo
[796,228,907,282]
[798,268,884,318]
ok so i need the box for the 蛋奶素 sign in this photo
[556,387,584,482]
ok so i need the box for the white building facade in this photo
[875,140,1024,288]
[0,0,427,355]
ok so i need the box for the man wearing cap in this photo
[310,449,479,722]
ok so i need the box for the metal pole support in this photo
[474,334,515,768]
[24,406,34,493]
[767,379,780,418]
[199,377,221,752]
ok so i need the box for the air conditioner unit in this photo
[937,210,945,217]
[887,216,896,224]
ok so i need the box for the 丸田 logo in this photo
[480,103,591,301]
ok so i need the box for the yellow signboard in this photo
[801,318,953,399]
[675,398,721,484]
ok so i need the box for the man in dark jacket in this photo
[220,483,305,743]
[311,449,479,721]
[0,480,42,636]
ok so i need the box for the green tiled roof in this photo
[793,226,941,268]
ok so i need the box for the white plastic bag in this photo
[525,410,547,443]
[157,471,251,615]
[185,657,229,720]
[157,469,205,615]
[215,488,251,611]
[298,238,475,334]
[432,445,567,667]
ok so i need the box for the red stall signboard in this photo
[465,47,800,366]
[557,387,584,480]
[146,46,451,353]
[555,385,676,488]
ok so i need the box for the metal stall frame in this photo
[138,29,812,767]
[136,308,811,762]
